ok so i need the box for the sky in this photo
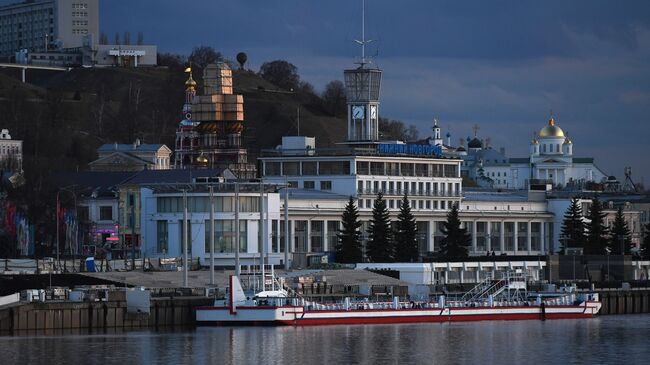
[28,1,650,184]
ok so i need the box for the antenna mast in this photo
[354,0,373,67]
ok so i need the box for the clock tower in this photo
[343,0,381,143]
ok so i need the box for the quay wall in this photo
[0,296,212,333]
[597,289,650,315]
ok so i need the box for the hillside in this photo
[0,66,347,176]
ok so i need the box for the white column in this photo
[472,220,477,254]
[539,221,546,255]
[486,221,492,252]
[306,220,312,253]
[500,221,505,252]
[290,220,295,252]
[527,221,532,253]
[428,220,435,252]
[323,220,329,252]
[514,222,519,254]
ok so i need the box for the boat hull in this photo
[196,302,601,326]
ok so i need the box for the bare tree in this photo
[188,46,223,69]
[321,80,346,117]
[99,32,108,45]
[259,60,300,91]
[137,32,144,45]
[114,32,120,45]
[123,31,131,46]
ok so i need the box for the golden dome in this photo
[538,117,565,138]
[185,74,197,88]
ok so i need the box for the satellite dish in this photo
[236,52,247,70]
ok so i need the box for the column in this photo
[500,221,505,252]
[428,220,435,252]
[323,220,329,252]
[514,222,519,255]
[539,221,546,255]
[306,220,312,253]
[486,221,492,252]
[472,220,477,254]
[290,220,295,252]
[527,221,532,253]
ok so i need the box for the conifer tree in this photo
[584,196,609,255]
[609,206,631,255]
[439,203,471,259]
[641,223,650,259]
[366,192,393,262]
[394,194,418,262]
[336,197,362,263]
[560,197,586,252]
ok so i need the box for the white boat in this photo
[196,271,601,326]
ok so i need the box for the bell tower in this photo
[344,0,381,142]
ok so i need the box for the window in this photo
[302,162,317,175]
[356,161,370,175]
[99,206,112,221]
[283,161,300,175]
[265,162,281,176]
[319,161,350,175]
[389,200,394,209]
[304,181,315,189]
[311,221,324,252]
[205,220,246,253]
[156,221,168,253]
[320,181,332,190]
[370,162,384,175]
[295,221,308,252]
[288,181,298,188]
[327,221,339,250]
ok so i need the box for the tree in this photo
[560,197,586,252]
[336,197,362,263]
[379,117,419,141]
[114,32,120,45]
[394,194,418,262]
[122,31,131,45]
[137,32,144,46]
[584,196,609,255]
[641,223,650,259]
[366,192,393,262]
[321,80,347,117]
[609,206,631,255]
[259,60,300,91]
[189,46,223,69]
[99,32,108,45]
[439,203,471,259]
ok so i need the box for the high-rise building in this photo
[0,0,99,57]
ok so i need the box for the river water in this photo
[2,315,649,364]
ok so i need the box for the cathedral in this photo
[450,116,607,189]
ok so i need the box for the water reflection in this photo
[2,316,649,365]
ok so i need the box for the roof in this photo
[88,151,154,167]
[98,143,168,153]
[123,168,226,185]
[52,171,136,197]
[509,157,530,164]
[463,190,530,202]
[280,188,349,200]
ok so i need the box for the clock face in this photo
[370,105,377,119]
[352,105,365,119]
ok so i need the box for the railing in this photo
[357,188,462,198]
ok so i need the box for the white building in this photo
[90,140,172,172]
[0,0,99,57]
[0,128,22,171]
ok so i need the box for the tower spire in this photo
[353,0,374,68]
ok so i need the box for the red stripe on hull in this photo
[197,312,595,327]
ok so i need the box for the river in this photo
[2,315,649,364]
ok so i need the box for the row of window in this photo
[72,11,88,17]
[358,180,460,197]
[0,145,20,154]
[72,3,89,9]
[72,28,88,34]
[265,161,351,176]
[359,198,455,211]
[1,18,53,29]
[356,161,459,177]
[157,196,260,213]
[299,180,332,190]
[72,20,88,26]
[156,220,248,254]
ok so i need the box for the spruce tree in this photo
[609,206,631,255]
[439,203,471,259]
[584,196,609,255]
[366,192,393,262]
[560,197,586,252]
[336,197,362,263]
[641,223,650,259]
[394,194,418,262]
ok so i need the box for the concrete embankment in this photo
[597,289,650,315]
[0,296,212,333]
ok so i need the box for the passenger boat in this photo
[196,271,601,326]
